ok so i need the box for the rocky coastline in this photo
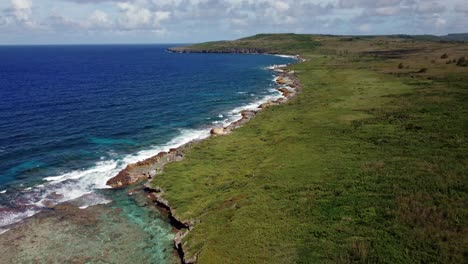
[106,54,303,263]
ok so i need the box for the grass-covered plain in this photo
[154,34,467,263]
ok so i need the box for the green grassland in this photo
[170,33,320,54]
[154,34,468,263]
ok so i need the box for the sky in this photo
[0,0,467,44]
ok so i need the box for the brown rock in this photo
[276,76,287,84]
[259,101,276,109]
[210,127,225,135]
[240,110,256,120]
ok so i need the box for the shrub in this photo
[456,56,467,67]
[418,68,428,73]
[398,62,404,69]
[440,53,448,59]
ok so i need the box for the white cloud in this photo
[358,23,372,33]
[11,0,33,26]
[272,1,290,12]
[1,0,467,43]
[375,6,400,16]
[117,2,170,30]
[86,10,112,28]
[433,14,447,29]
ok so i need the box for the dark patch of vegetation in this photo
[456,56,467,66]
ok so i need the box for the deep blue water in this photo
[0,45,293,228]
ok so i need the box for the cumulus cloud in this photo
[86,10,113,28]
[0,0,467,43]
[116,2,170,30]
[10,0,34,26]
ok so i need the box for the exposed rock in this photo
[240,110,256,119]
[148,170,157,178]
[275,76,287,85]
[278,87,294,97]
[106,168,146,188]
[259,101,277,109]
[106,148,187,188]
[210,127,225,135]
[274,98,286,104]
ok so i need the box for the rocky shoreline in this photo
[106,55,303,263]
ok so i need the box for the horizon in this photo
[1,0,467,45]
[1,32,467,46]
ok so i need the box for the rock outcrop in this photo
[106,148,185,188]
[210,127,225,135]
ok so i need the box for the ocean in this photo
[0,44,294,261]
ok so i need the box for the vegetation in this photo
[156,34,468,263]
[457,56,467,67]
[170,33,320,54]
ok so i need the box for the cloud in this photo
[1,0,467,43]
[374,6,400,16]
[116,2,170,30]
[87,10,112,28]
[455,2,468,14]
[10,0,34,26]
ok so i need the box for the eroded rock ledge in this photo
[106,61,302,263]
[143,184,198,263]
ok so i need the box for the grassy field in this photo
[154,34,467,263]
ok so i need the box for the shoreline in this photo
[106,53,304,263]
[0,53,295,235]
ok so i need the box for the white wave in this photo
[77,193,112,209]
[0,190,6,194]
[122,128,210,165]
[275,54,298,59]
[33,129,210,208]
[0,209,37,229]
[266,64,288,70]
[0,127,212,231]
[44,160,118,185]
